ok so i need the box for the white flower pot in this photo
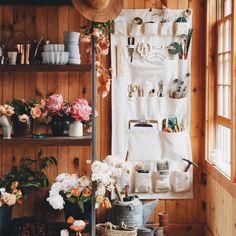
[0,116,12,139]
[69,121,83,137]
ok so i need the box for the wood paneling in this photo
[205,175,236,236]
[0,1,206,235]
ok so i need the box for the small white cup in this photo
[7,51,18,65]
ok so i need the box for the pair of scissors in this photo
[136,43,151,62]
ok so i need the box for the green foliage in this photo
[0,150,58,197]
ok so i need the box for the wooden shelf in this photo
[0,135,92,146]
[0,64,92,72]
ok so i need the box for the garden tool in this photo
[137,42,151,62]
[182,158,199,172]
[127,36,135,63]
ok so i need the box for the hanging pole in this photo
[91,36,96,236]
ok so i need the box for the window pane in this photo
[223,19,231,52]
[218,23,224,53]
[216,124,231,176]
[217,86,223,116]
[224,0,232,16]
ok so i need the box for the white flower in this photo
[2,193,16,206]
[78,176,91,187]
[73,220,86,227]
[61,175,79,193]
[56,173,70,182]
[96,183,106,196]
[0,188,6,194]
[50,182,62,196]
[47,194,65,210]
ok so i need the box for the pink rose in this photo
[18,114,29,123]
[46,94,64,114]
[70,99,92,122]
[0,105,6,116]
[30,106,42,119]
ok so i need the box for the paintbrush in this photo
[186,28,193,57]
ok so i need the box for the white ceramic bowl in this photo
[44,44,65,52]
[42,52,69,65]
[68,58,81,65]
[64,31,80,42]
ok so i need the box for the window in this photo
[206,0,235,180]
[215,0,232,176]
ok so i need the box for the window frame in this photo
[205,0,236,194]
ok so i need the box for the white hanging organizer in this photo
[111,8,194,199]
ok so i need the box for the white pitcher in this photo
[0,116,12,139]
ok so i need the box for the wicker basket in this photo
[96,222,137,236]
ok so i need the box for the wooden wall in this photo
[0,0,206,235]
[205,176,236,236]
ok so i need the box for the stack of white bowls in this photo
[42,44,69,65]
[64,31,81,65]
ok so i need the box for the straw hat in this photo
[71,0,123,23]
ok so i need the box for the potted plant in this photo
[9,98,44,136]
[43,94,69,136]
[47,156,129,233]
[67,98,92,137]
[0,150,57,235]
[0,181,22,235]
[0,104,14,139]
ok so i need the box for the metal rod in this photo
[91,36,96,236]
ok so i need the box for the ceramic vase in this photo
[64,201,91,233]
[0,205,12,236]
[69,121,83,137]
[49,116,65,136]
[0,116,12,139]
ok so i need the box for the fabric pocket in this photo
[114,21,127,36]
[128,129,161,161]
[174,22,189,36]
[144,22,158,36]
[137,97,147,118]
[130,23,142,37]
[154,172,170,193]
[159,131,188,160]
[134,171,152,193]
[117,171,132,192]
[147,97,158,119]
[178,60,188,79]
[159,22,173,36]
[169,171,190,193]
[127,97,138,118]
[163,97,188,116]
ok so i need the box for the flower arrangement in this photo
[47,156,131,212]
[81,21,112,98]
[69,99,92,123]
[0,182,22,207]
[9,98,45,124]
[42,94,69,122]
[0,151,57,201]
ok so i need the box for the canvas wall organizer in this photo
[111,9,193,199]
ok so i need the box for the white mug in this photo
[7,51,18,65]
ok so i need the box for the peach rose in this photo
[4,105,14,117]
[18,114,29,123]
[30,106,42,119]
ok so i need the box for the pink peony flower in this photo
[30,106,42,119]
[46,94,64,114]
[70,99,92,122]
[18,114,29,123]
